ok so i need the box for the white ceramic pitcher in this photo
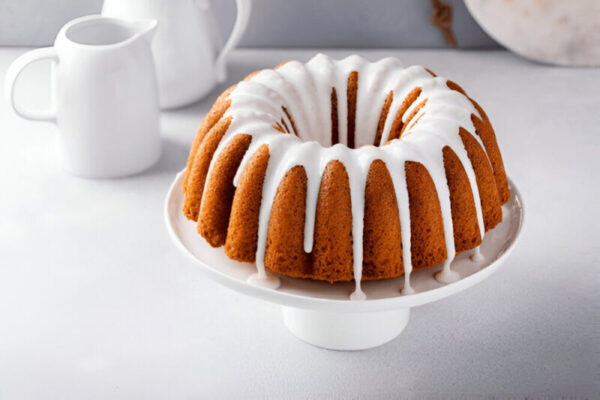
[5,15,161,178]
[102,0,252,109]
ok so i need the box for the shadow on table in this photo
[145,137,189,177]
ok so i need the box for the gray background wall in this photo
[0,0,498,48]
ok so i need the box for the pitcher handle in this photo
[215,0,252,83]
[5,47,58,122]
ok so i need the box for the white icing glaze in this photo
[247,272,281,290]
[207,54,492,299]
[470,246,484,262]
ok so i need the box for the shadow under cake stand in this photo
[165,170,524,350]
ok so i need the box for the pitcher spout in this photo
[55,15,159,49]
[130,19,158,44]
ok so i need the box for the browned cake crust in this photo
[406,161,448,271]
[311,161,355,281]
[183,86,234,192]
[362,160,403,280]
[181,63,510,283]
[346,72,358,149]
[389,87,422,142]
[447,80,510,203]
[198,134,252,247]
[443,146,482,252]
[224,144,270,262]
[265,166,311,277]
[330,88,339,145]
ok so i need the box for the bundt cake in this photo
[182,54,510,298]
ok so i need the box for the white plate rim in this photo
[165,169,525,313]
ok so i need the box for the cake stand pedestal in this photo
[165,170,524,351]
[282,307,410,350]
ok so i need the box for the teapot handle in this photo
[214,0,252,83]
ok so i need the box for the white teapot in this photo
[102,0,252,109]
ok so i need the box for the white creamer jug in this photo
[102,0,252,109]
[5,15,161,178]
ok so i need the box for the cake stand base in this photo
[282,306,410,350]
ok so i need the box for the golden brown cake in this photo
[182,54,509,297]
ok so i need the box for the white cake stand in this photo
[165,170,524,350]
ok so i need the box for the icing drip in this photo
[470,246,484,262]
[247,272,280,289]
[208,54,491,298]
[435,261,461,284]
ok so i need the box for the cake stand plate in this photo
[165,170,524,350]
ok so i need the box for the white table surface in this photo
[0,48,598,399]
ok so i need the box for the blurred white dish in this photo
[102,0,252,109]
[465,0,600,66]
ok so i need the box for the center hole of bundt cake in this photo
[274,75,424,149]
[276,82,360,149]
